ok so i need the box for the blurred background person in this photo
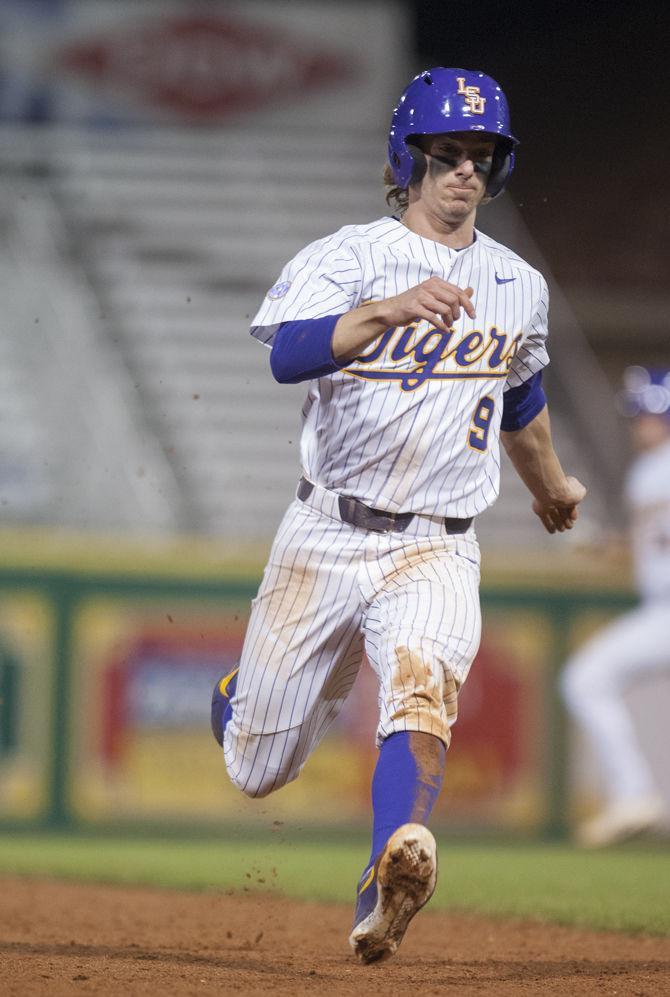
[561,366,670,847]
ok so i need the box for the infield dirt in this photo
[1,877,668,995]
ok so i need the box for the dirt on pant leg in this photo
[390,645,460,748]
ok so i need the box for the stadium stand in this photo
[0,124,612,543]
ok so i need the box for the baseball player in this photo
[211,68,586,963]
[561,366,670,847]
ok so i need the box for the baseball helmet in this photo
[388,67,518,198]
[618,366,670,418]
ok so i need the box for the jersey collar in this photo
[378,216,481,267]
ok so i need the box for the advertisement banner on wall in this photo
[0,0,408,128]
[0,590,54,820]
[68,594,552,831]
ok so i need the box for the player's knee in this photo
[228,769,277,799]
[560,652,609,708]
[223,727,300,799]
[225,759,292,799]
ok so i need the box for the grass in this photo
[0,831,668,935]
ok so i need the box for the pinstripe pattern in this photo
[224,487,481,797]
[226,216,547,798]
[251,217,549,517]
[363,533,481,747]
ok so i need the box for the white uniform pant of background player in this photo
[561,600,670,805]
[224,485,482,799]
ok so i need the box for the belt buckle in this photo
[369,513,397,534]
[339,495,380,532]
[338,495,412,533]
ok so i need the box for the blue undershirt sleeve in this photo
[269,315,347,384]
[501,371,547,431]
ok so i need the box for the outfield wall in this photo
[0,530,651,838]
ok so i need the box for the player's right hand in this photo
[532,475,588,534]
[378,277,476,332]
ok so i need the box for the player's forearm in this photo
[500,406,571,503]
[331,302,396,363]
[332,279,477,363]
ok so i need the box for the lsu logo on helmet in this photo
[456,77,486,115]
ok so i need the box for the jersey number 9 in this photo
[468,396,495,452]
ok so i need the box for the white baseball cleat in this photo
[575,794,669,848]
[349,823,437,964]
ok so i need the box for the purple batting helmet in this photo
[618,366,670,418]
[388,67,518,198]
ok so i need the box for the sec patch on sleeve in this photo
[267,280,292,300]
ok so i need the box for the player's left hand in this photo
[532,476,587,534]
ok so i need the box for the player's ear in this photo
[407,142,427,185]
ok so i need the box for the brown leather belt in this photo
[297,477,473,535]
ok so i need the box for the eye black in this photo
[431,154,458,168]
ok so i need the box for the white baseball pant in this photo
[224,482,482,798]
[561,600,670,804]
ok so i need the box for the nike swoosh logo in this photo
[495,274,516,285]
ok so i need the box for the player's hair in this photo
[383,163,409,215]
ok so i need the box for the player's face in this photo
[630,414,670,453]
[415,132,495,222]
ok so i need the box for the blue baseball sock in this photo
[368,730,446,867]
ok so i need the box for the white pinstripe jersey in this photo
[251,216,549,518]
[626,438,670,601]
